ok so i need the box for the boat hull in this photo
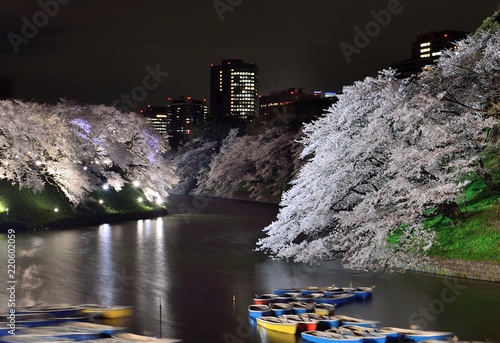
[256,316,298,335]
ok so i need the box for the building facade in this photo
[210,59,259,121]
[392,30,469,78]
[141,96,207,147]
[259,88,317,117]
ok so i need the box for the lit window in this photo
[420,42,430,47]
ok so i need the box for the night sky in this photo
[1,1,497,110]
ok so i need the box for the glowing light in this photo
[137,197,143,203]
[156,198,163,205]
[99,199,104,204]
[133,181,140,187]
[102,184,109,190]
[54,208,59,213]
[35,160,43,166]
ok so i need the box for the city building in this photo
[259,88,316,117]
[391,30,469,78]
[141,96,207,148]
[210,59,259,121]
[168,96,207,147]
[141,105,171,137]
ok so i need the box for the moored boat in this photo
[300,313,341,330]
[336,315,380,329]
[253,293,278,305]
[256,316,298,335]
[314,293,356,305]
[112,332,183,342]
[380,327,455,342]
[272,288,300,296]
[270,302,293,316]
[290,301,314,314]
[12,304,82,318]
[313,303,336,316]
[353,286,375,300]
[248,304,271,319]
[79,304,133,319]
[282,314,318,331]
[301,330,364,343]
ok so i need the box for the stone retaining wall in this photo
[410,257,500,282]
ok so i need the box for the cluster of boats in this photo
[249,286,457,343]
[0,304,181,343]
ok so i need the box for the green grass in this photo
[425,175,500,262]
[0,179,161,230]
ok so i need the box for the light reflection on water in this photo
[0,195,499,343]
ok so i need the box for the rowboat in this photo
[301,313,341,330]
[0,334,76,342]
[380,327,455,342]
[272,288,300,296]
[295,293,322,303]
[353,286,375,300]
[112,332,183,342]
[275,293,295,303]
[63,321,127,336]
[270,302,293,316]
[79,304,133,319]
[16,316,90,328]
[256,316,298,335]
[248,304,271,319]
[12,304,82,317]
[300,287,321,295]
[336,315,380,328]
[290,301,314,314]
[253,293,278,305]
[301,330,364,343]
[282,314,318,331]
[313,303,336,316]
[10,325,104,341]
[328,327,387,343]
[314,293,356,305]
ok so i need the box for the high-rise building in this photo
[141,96,207,148]
[392,30,469,78]
[210,59,259,121]
[141,105,171,137]
[168,96,207,146]
[259,88,317,117]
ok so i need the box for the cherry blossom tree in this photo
[0,100,177,206]
[257,30,499,270]
[193,127,302,202]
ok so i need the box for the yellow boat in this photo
[256,316,298,335]
[80,304,133,319]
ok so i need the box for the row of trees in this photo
[0,100,177,207]
[256,29,500,270]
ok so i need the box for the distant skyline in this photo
[0,1,497,110]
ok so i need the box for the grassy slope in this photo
[425,151,500,262]
[0,179,163,230]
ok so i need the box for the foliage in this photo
[256,30,500,270]
[476,10,500,35]
[0,100,178,208]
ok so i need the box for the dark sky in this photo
[1,1,497,110]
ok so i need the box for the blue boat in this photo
[314,293,356,305]
[301,330,363,343]
[12,305,82,318]
[295,294,322,303]
[353,287,375,300]
[300,313,340,330]
[380,327,455,342]
[275,293,295,303]
[248,304,271,319]
[272,288,300,296]
[336,315,380,329]
[290,302,314,314]
[270,303,293,316]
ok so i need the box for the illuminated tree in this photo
[257,30,499,270]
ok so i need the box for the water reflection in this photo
[0,196,499,343]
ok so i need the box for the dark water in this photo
[1,195,499,343]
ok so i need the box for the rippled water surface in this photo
[1,195,499,342]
